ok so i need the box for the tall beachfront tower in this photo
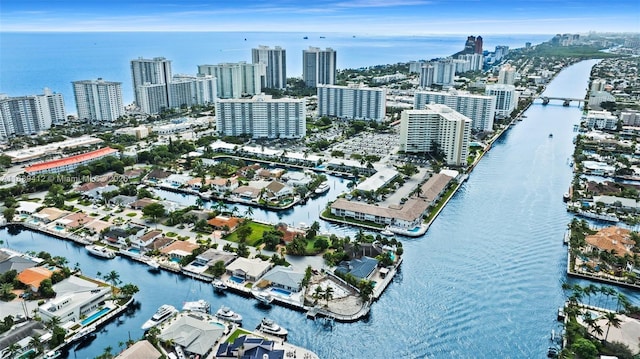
[485,84,518,117]
[252,46,287,90]
[497,64,517,85]
[72,78,124,122]
[0,88,66,140]
[198,62,263,99]
[399,104,471,166]
[414,89,496,132]
[215,94,305,139]
[317,84,386,122]
[302,47,337,88]
[130,57,172,112]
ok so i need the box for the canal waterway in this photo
[3,59,639,358]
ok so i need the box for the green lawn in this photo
[224,221,272,247]
[226,328,254,343]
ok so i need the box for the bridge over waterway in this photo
[535,95,586,106]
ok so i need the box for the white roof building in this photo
[225,257,273,282]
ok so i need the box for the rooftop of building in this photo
[24,147,118,174]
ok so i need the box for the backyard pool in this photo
[81,307,111,326]
[270,287,291,296]
[54,225,65,231]
[128,248,141,255]
[229,276,244,284]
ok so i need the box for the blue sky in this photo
[2,0,639,34]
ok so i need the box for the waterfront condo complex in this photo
[215,94,306,139]
[197,62,263,99]
[399,104,472,166]
[130,57,172,112]
[317,84,386,122]
[414,89,496,132]
[485,84,518,117]
[72,78,124,123]
[0,88,65,141]
[302,47,337,88]
[252,45,287,90]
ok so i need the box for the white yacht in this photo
[314,182,330,194]
[257,317,288,337]
[215,306,243,323]
[182,299,210,313]
[67,324,97,343]
[212,279,227,291]
[380,229,394,237]
[141,304,178,330]
[253,291,274,305]
[85,245,116,259]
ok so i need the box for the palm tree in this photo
[244,206,254,219]
[312,286,324,304]
[591,322,604,339]
[324,286,334,305]
[603,312,622,342]
[45,316,61,330]
[195,197,204,209]
[582,312,597,335]
[585,284,598,306]
[104,270,121,296]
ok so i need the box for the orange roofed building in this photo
[584,226,635,257]
[25,147,119,175]
[17,267,53,291]
[207,216,242,231]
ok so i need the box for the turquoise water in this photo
[81,307,111,326]
[170,257,181,263]
[408,226,421,233]
[209,322,225,329]
[54,225,64,231]
[128,248,140,255]
[271,287,292,296]
[229,276,244,284]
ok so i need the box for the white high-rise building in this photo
[485,84,518,117]
[302,47,337,87]
[409,61,427,74]
[419,64,435,88]
[456,53,484,73]
[0,89,66,140]
[72,79,124,122]
[590,79,607,92]
[252,46,287,90]
[498,64,517,85]
[130,57,172,111]
[399,104,471,166]
[317,84,386,122]
[137,83,169,115]
[429,59,456,86]
[169,74,217,108]
[215,94,305,139]
[198,62,262,99]
[414,89,496,132]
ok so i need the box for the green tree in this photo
[312,285,324,304]
[0,283,15,301]
[324,285,334,305]
[142,203,166,222]
[236,224,253,243]
[603,312,622,342]
[119,283,139,298]
[211,260,226,278]
[571,338,598,359]
[38,279,55,298]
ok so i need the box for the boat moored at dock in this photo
[67,324,97,344]
[256,317,288,337]
[182,299,210,313]
[215,305,243,323]
[141,304,178,330]
[85,245,116,259]
[314,182,330,195]
[212,279,227,291]
[253,291,274,305]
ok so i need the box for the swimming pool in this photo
[270,287,291,296]
[209,321,225,329]
[128,248,141,255]
[408,226,421,233]
[54,225,65,231]
[170,257,182,264]
[81,307,110,326]
[229,276,244,284]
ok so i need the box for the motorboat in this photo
[145,258,160,271]
[212,279,227,291]
[85,245,116,259]
[549,133,553,138]
[67,324,97,343]
[182,299,210,313]
[314,182,330,194]
[44,350,62,359]
[380,229,394,237]
[141,304,178,330]
[253,291,274,305]
[215,306,243,323]
[256,317,288,337]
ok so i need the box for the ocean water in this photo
[0,32,550,111]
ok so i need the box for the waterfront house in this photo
[593,195,640,212]
[584,226,634,257]
[232,186,261,201]
[0,253,37,275]
[83,219,112,236]
[145,169,172,183]
[258,168,285,179]
[193,249,237,267]
[281,171,313,187]
[216,335,285,359]
[38,276,111,323]
[158,313,224,357]
[235,164,262,178]
[145,236,174,251]
[160,241,200,261]
[335,256,379,280]
[17,267,53,291]
[260,266,305,292]
[103,228,129,245]
[276,224,305,243]
[114,340,162,359]
[134,230,163,248]
[162,174,193,188]
[15,201,41,216]
[263,181,293,200]
[225,257,272,282]
[55,212,93,230]
[209,176,240,193]
[32,207,69,224]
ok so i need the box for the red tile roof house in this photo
[24,147,119,175]
[54,212,93,230]
[584,226,635,257]
[17,267,53,292]
[207,216,242,232]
